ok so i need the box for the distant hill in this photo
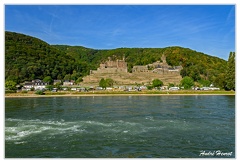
[5,31,227,87]
[5,31,79,83]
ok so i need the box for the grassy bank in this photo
[5,90,235,97]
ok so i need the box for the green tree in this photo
[198,79,211,87]
[180,76,194,89]
[213,73,226,89]
[152,79,163,88]
[189,67,201,81]
[105,78,114,87]
[43,76,53,85]
[5,80,17,90]
[225,52,235,90]
[45,85,54,91]
[6,75,19,83]
[54,82,62,90]
[76,77,83,84]
[99,78,106,88]
[147,85,153,90]
[71,70,80,80]
[63,74,71,81]
[168,83,175,89]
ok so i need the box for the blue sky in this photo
[5,5,235,60]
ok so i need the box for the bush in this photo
[21,90,28,93]
[5,80,17,90]
[5,90,16,94]
[35,90,45,95]
[168,83,175,89]
[152,79,163,88]
[46,85,54,91]
[147,85,153,90]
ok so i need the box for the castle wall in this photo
[117,60,127,69]
[106,61,117,68]
[103,60,127,69]
[84,54,182,85]
[132,66,149,73]
[93,58,128,74]
[92,67,127,74]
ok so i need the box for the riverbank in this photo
[5,90,235,98]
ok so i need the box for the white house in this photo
[63,80,74,86]
[22,79,48,91]
[32,79,48,90]
[23,82,34,91]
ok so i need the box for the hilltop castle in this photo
[83,54,183,86]
[90,56,127,74]
[131,54,182,74]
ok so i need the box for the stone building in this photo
[149,54,170,70]
[91,57,127,74]
[132,54,182,74]
[83,54,183,86]
[132,65,149,73]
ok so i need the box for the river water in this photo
[5,95,235,158]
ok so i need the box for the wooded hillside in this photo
[5,31,229,88]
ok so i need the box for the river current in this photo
[5,95,235,158]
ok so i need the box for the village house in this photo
[118,86,126,90]
[53,80,62,85]
[23,82,34,91]
[63,80,75,86]
[22,79,48,91]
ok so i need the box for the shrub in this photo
[21,90,28,93]
[5,90,16,94]
[152,79,163,88]
[35,90,45,95]
[147,85,153,90]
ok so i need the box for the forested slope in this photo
[5,31,82,83]
[5,31,228,88]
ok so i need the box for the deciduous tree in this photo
[105,78,114,87]
[99,78,106,88]
[5,80,17,90]
[180,76,194,89]
[43,76,53,85]
[225,52,235,90]
[152,79,163,88]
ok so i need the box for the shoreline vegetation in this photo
[5,90,235,98]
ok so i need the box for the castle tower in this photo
[123,55,125,61]
[161,54,167,63]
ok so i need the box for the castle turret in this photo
[123,55,125,61]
